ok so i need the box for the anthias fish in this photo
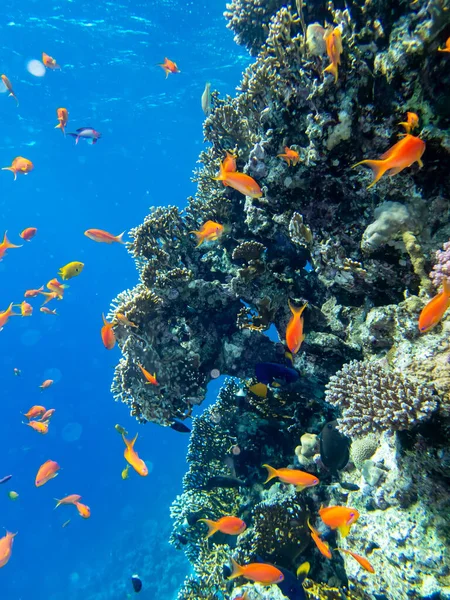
[228,558,284,585]
[319,505,360,537]
[158,57,180,78]
[198,516,246,538]
[2,157,34,180]
[0,532,17,568]
[1,74,19,106]
[336,548,375,573]
[285,300,307,354]
[20,227,37,241]
[67,128,101,145]
[277,146,299,166]
[352,134,425,189]
[307,518,332,559]
[263,464,319,491]
[418,279,450,333]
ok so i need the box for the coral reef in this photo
[108,0,450,597]
[325,360,438,437]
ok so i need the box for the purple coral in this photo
[430,241,450,289]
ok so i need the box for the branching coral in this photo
[325,360,439,437]
[430,240,450,289]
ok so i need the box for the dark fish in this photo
[169,420,191,433]
[320,420,350,472]
[277,566,307,600]
[204,475,249,490]
[255,362,299,385]
[339,481,360,492]
[67,127,102,145]
[0,475,12,485]
[186,510,203,526]
[131,574,142,593]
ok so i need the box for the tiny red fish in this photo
[158,57,180,78]
[2,157,34,180]
[101,314,116,350]
[1,74,19,106]
[418,279,450,333]
[42,52,60,69]
[20,227,37,241]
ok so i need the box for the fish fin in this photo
[262,464,278,484]
[296,484,306,492]
[198,518,219,539]
[116,231,126,244]
[288,299,308,317]
[323,62,338,82]
[338,524,351,538]
[102,313,110,327]
[418,158,424,168]
[2,167,17,180]
[351,159,389,189]
[387,166,403,176]
[228,557,243,580]
[443,278,450,297]
[212,160,226,182]
[2,231,21,249]
[54,499,61,509]
[249,383,267,398]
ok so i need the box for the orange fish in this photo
[39,291,59,305]
[158,57,180,78]
[84,229,125,244]
[0,531,17,568]
[418,278,450,333]
[398,112,419,134]
[55,107,68,134]
[101,314,116,350]
[262,464,319,491]
[277,146,300,166]
[138,363,158,385]
[40,307,57,315]
[55,494,81,508]
[0,303,19,330]
[15,301,32,317]
[122,433,148,476]
[2,157,34,180]
[75,501,91,518]
[0,232,22,260]
[222,150,237,173]
[39,379,53,390]
[42,52,60,69]
[213,162,262,198]
[20,227,37,241]
[286,300,307,354]
[114,313,137,328]
[198,516,247,539]
[438,37,450,52]
[336,548,375,573]
[35,460,60,487]
[1,74,19,106]
[46,278,67,299]
[25,420,49,435]
[323,27,343,82]
[307,518,332,559]
[25,286,44,298]
[40,408,56,421]
[190,221,224,248]
[23,405,46,420]
[352,134,425,189]
[319,506,360,538]
[228,558,284,585]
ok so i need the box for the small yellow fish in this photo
[7,491,19,501]
[296,561,310,579]
[58,261,84,280]
[115,424,128,436]
[122,464,130,480]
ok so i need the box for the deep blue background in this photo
[0,1,250,598]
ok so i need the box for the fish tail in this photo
[228,557,244,580]
[351,159,389,189]
[212,160,226,182]
[323,62,338,82]
[122,433,138,449]
[288,299,307,318]
[54,499,62,509]
[198,518,219,539]
[189,230,203,247]
[2,231,21,249]
[2,167,17,180]
[262,464,278,484]
[116,231,126,244]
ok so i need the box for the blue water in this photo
[0,2,250,597]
